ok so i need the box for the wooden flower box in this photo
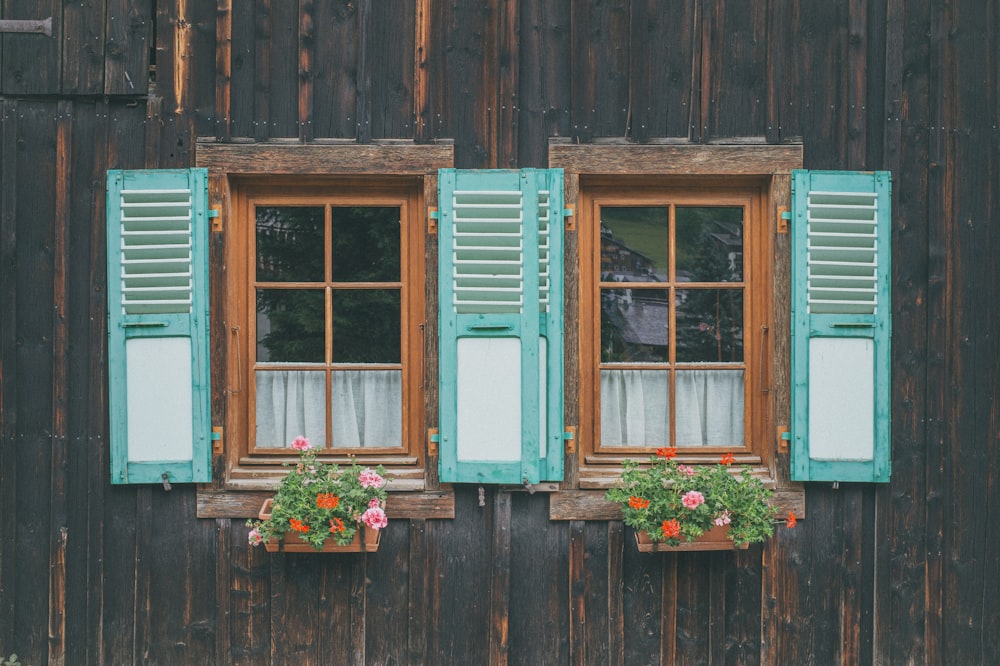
[258,498,381,553]
[635,525,748,552]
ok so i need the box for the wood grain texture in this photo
[549,141,803,175]
[195,140,454,173]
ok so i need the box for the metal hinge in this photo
[777,206,791,234]
[564,426,577,454]
[209,205,222,232]
[564,204,576,231]
[427,428,440,456]
[428,207,439,234]
[777,426,790,453]
[212,426,224,455]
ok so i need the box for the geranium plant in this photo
[247,436,389,550]
[605,448,788,548]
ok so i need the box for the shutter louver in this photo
[806,190,879,315]
[119,188,195,315]
[791,170,891,483]
[451,189,524,314]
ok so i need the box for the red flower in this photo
[661,518,681,539]
[329,517,345,533]
[316,493,340,510]
[656,447,677,460]
[786,511,797,528]
[720,452,736,465]
[628,496,650,510]
[289,518,309,533]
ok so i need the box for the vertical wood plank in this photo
[105,0,153,95]
[1,0,61,94]
[355,0,372,143]
[413,0,431,142]
[215,519,232,665]
[216,0,233,140]
[489,492,512,666]
[494,0,518,167]
[62,0,107,94]
[582,522,612,665]
[569,0,630,142]
[846,0,869,168]
[369,0,416,139]
[621,529,663,664]
[231,522,270,664]
[568,520,585,666]
[628,0,697,142]
[298,0,314,142]
[0,99,17,656]
[607,521,624,666]
[407,519,428,665]
[311,0,359,138]
[47,98,72,666]
[517,0,571,166]
[561,171,579,489]
[253,0,272,141]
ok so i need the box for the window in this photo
[225,177,426,483]
[549,142,804,491]
[579,180,771,465]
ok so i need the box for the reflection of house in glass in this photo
[600,218,744,363]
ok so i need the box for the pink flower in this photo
[677,465,696,477]
[681,490,705,509]
[358,468,385,489]
[368,497,381,509]
[248,528,262,546]
[361,506,388,530]
[290,436,312,451]
[713,511,732,526]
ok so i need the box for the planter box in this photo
[258,498,381,553]
[635,525,748,552]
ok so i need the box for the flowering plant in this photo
[605,448,786,548]
[247,436,389,550]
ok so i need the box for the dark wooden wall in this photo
[1,1,998,664]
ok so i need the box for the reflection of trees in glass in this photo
[676,289,743,363]
[256,207,324,282]
[255,206,402,364]
[332,290,400,363]
[331,208,400,282]
[257,290,325,363]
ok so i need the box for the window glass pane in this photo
[332,290,401,363]
[601,288,669,363]
[331,207,401,282]
[675,289,743,363]
[675,369,744,447]
[331,370,402,448]
[254,370,327,448]
[256,207,324,282]
[256,289,325,363]
[599,207,669,280]
[600,369,669,447]
[675,207,743,282]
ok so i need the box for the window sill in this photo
[196,487,455,520]
[549,487,805,522]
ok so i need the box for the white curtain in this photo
[600,369,744,447]
[255,370,401,448]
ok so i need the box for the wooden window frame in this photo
[194,142,454,510]
[549,142,805,506]
[226,177,425,481]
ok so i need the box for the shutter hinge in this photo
[428,428,440,456]
[563,426,577,454]
[209,205,222,232]
[777,206,791,234]
[427,207,439,234]
[777,426,790,453]
[212,426,224,455]
[563,204,576,231]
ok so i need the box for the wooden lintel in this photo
[0,18,52,36]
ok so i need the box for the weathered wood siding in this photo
[1,1,998,664]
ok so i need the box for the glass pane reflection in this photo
[256,289,325,363]
[601,288,669,363]
[675,289,743,363]
[256,207,324,282]
[599,207,669,280]
[331,207,400,282]
[675,207,743,282]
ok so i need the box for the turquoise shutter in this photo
[107,168,211,485]
[791,170,891,482]
[438,169,565,484]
